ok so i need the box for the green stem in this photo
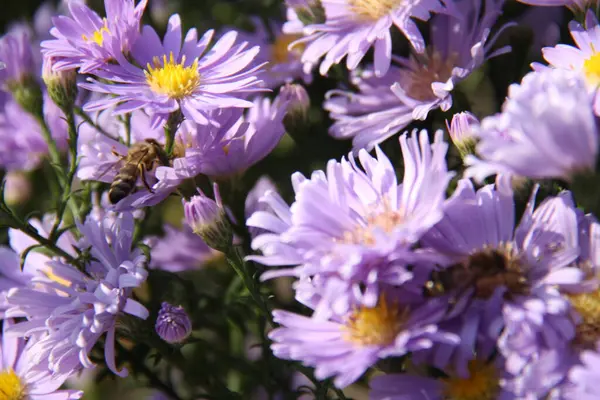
[164,111,183,157]
[225,247,271,322]
[49,108,80,242]
[36,115,65,187]
[74,106,116,140]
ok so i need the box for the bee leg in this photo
[139,164,156,194]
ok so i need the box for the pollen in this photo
[271,33,303,65]
[399,49,458,102]
[348,0,404,21]
[145,53,201,99]
[0,369,26,400]
[442,360,500,400]
[583,51,600,87]
[341,203,404,246]
[568,289,600,348]
[82,19,111,46]
[344,295,407,346]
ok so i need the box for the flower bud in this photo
[9,76,44,118]
[446,112,478,159]
[183,185,233,253]
[287,0,326,25]
[155,302,192,344]
[279,83,311,136]
[42,56,77,112]
[3,171,32,206]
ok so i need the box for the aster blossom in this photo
[465,69,598,183]
[0,319,83,399]
[291,0,457,77]
[41,0,148,73]
[419,179,583,388]
[269,292,458,388]
[0,30,36,87]
[84,91,288,210]
[5,212,149,377]
[534,10,600,116]
[324,0,511,150]
[247,129,453,318]
[81,14,266,129]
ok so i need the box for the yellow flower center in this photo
[344,295,407,346]
[442,360,500,400]
[145,53,200,99]
[271,34,303,65]
[583,51,600,87]
[568,289,600,348]
[0,369,26,400]
[82,19,111,46]
[341,203,403,246]
[348,0,403,21]
[400,49,458,102]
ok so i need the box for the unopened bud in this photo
[9,76,43,117]
[42,56,77,111]
[155,302,192,344]
[3,171,31,206]
[287,0,325,25]
[447,112,478,159]
[279,83,310,135]
[183,185,233,253]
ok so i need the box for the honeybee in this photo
[424,249,528,301]
[108,139,170,204]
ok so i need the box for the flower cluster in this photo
[2,0,600,398]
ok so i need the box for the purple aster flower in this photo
[145,223,221,272]
[0,319,83,399]
[100,93,288,210]
[41,0,148,73]
[0,94,67,171]
[6,212,149,377]
[81,14,266,128]
[155,302,192,343]
[247,130,453,318]
[324,0,511,150]
[369,357,514,400]
[269,292,458,388]
[420,179,583,378]
[533,11,600,116]
[227,17,311,88]
[0,31,36,88]
[181,94,288,178]
[245,176,279,239]
[292,0,457,77]
[569,341,600,399]
[465,69,598,183]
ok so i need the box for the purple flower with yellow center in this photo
[99,92,288,210]
[369,358,513,400]
[247,130,453,317]
[0,319,83,400]
[0,31,36,88]
[465,69,598,183]
[324,0,510,150]
[41,0,148,73]
[6,212,149,377]
[269,293,458,388]
[0,94,68,172]
[81,14,266,129]
[293,0,457,77]
[420,179,583,377]
[230,18,311,88]
[534,11,600,116]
